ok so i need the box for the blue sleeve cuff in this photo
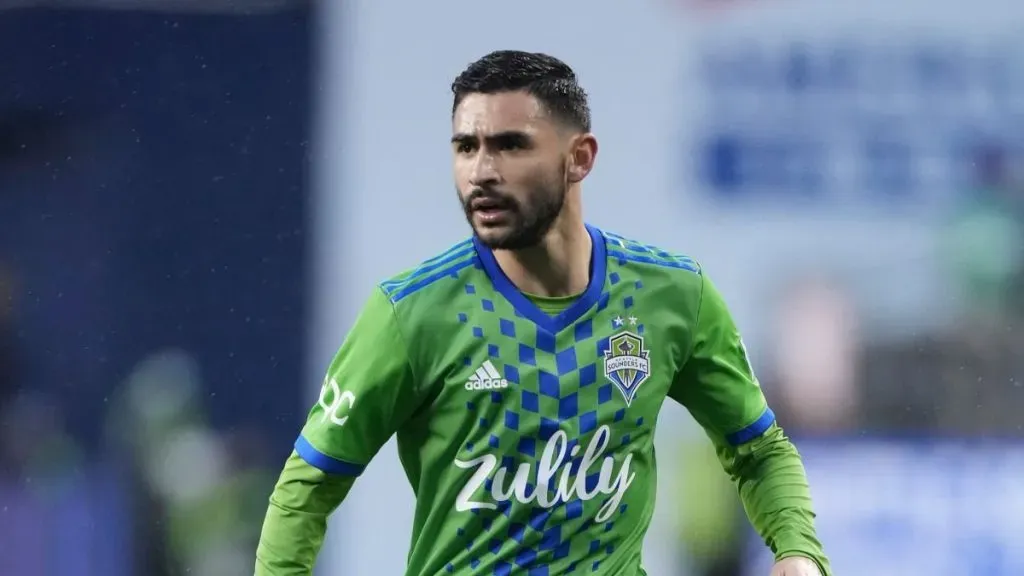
[725,407,776,445]
[294,435,366,476]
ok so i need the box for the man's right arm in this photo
[255,287,423,575]
[255,454,354,574]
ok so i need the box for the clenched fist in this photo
[771,556,821,576]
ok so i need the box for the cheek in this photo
[502,159,545,184]
[523,161,563,189]
[453,161,471,187]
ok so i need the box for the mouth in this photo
[470,196,509,211]
[470,196,514,223]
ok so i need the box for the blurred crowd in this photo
[770,145,1024,438]
[1,5,310,575]
[677,144,1024,576]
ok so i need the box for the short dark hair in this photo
[451,50,591,132]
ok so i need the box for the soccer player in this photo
[256,51,830,576]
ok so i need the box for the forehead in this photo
[452,91,551,135]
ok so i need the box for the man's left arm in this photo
[668,273,831,576]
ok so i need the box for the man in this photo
[256,50,830,576]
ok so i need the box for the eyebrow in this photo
[450,131,531,145]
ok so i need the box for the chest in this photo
[428,284,686,445]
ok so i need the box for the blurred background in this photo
[2,0,1023,575]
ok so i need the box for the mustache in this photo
[466,187,518,210]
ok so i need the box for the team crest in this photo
[603,331,651,405]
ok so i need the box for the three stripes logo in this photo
[465,360,508,391]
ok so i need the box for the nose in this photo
[468,151,500,188]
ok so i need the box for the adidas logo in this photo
[465,360,508,391]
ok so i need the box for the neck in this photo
[492,217,592,298]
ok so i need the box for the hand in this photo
[770,556,821,576]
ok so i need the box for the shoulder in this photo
[601,229,703,280]
[598,228,706,310]
[377,237,480,310]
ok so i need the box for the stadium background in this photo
[2,0,1023,575]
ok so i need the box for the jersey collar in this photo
[472,224,608,334]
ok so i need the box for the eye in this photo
[455,142,476,154]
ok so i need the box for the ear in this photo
[566,133,598,184]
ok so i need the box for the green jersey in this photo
[293,225,774,576]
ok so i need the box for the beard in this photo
[459,165,567,250]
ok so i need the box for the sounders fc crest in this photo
[603,330,651,405]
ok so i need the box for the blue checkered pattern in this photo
[446,266,649,574]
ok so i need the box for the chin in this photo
[473,228,512,249]
[477,231,543,251]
